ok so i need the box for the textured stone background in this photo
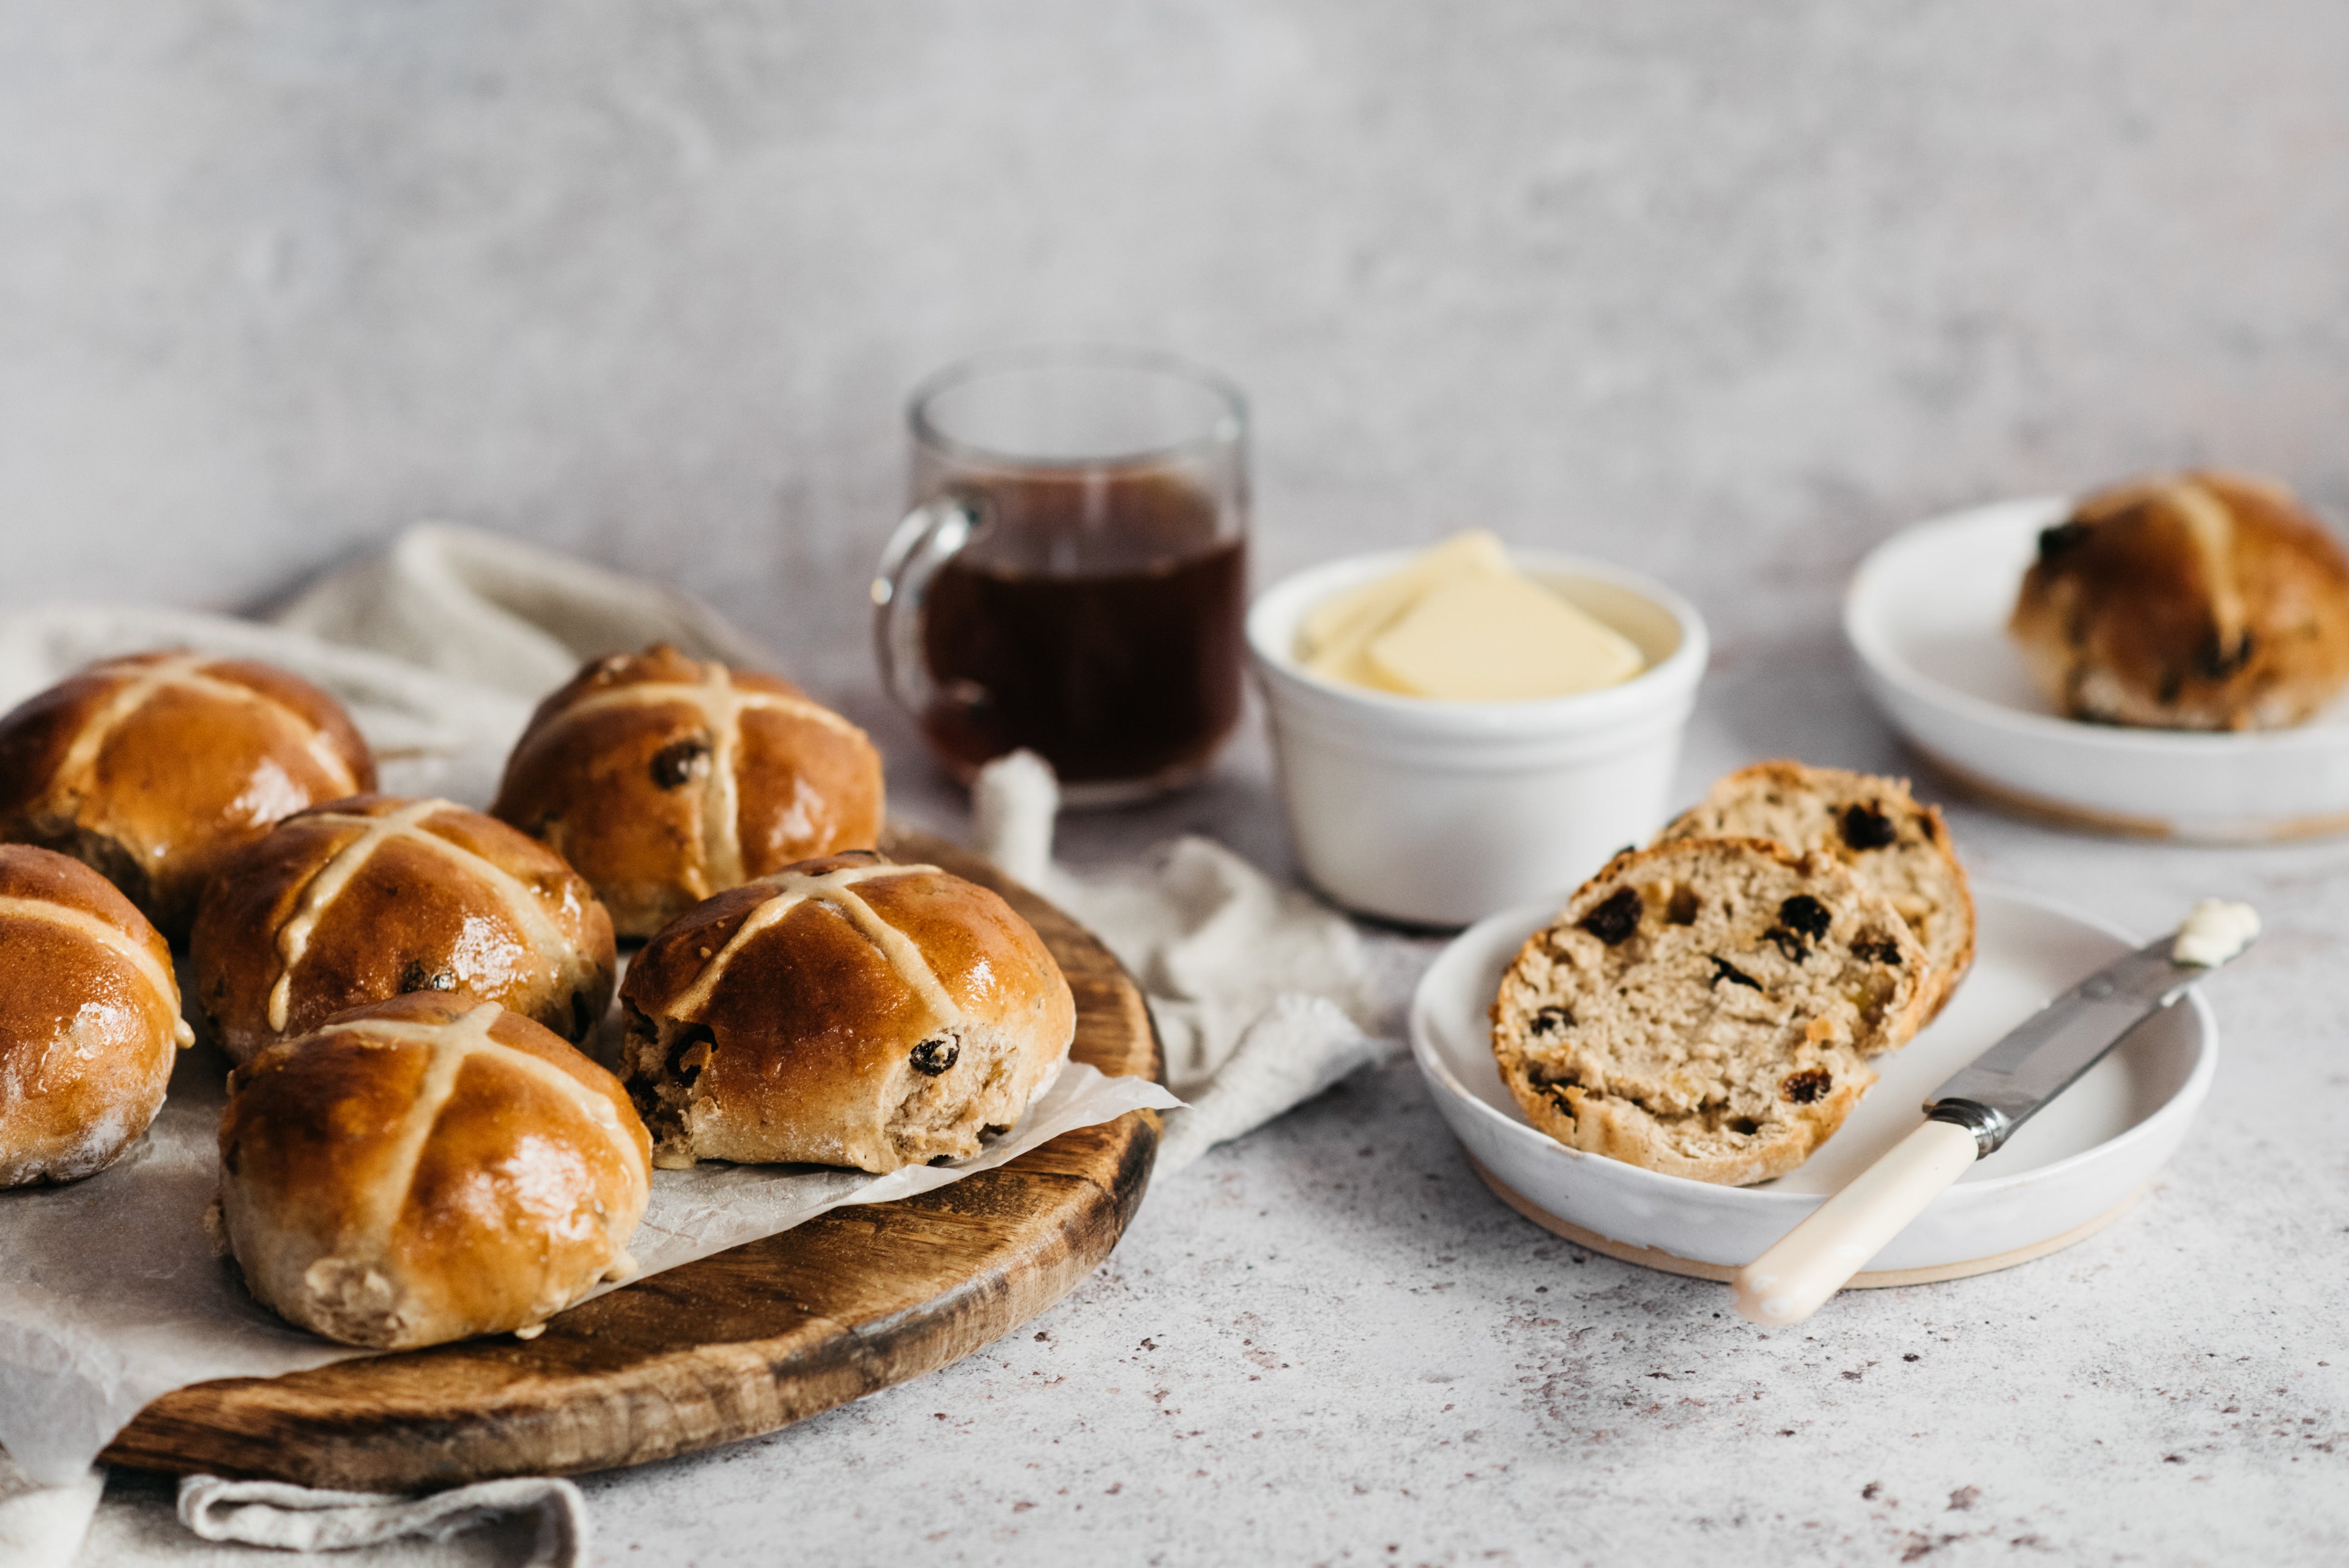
[10,1,2349,669]
[12,2,2348,1562]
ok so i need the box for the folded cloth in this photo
[970,751,1393,1175]
[0,526,773,808]
[270,524,774,698]
[0,1452,102,1568]
[176,1473,587,1567]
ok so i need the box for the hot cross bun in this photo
[2011,471,2349,731]
[618,852,1074,1173]
[217,994,650,1348]
[0,844,195,1187]
[0,650,374,940]
[189,795,617,1065]
[491,645,885,938]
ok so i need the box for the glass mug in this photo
[872,346,1250,803]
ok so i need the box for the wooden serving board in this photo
[98,829,1164,1492]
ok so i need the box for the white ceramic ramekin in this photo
[1246,550,1709,928]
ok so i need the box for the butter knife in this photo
[1731,900,2257,1327]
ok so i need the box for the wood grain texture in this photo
[99,828,1163,1490]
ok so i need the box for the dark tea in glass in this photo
[874,348,1249,801]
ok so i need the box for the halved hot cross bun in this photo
[1491,838,1929,1187]
[1655,760,1975,1021]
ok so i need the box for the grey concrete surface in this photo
[14,2,2349,1563]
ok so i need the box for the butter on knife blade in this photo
[1297,530,1645,702]
[2172,898,2258,967]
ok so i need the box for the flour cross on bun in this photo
[0,888,190,1046]
[2010,471,2349,731]
[260,798,576,1034]
[0,844,194,1188]
[322,1003,649,1225]
[664,858,961,1024]
[56,651,366,803]
[217,994,651,1349]
[620,852,1075,1174]
[0,648,376,939]
[516,660,869,890]
[191,795,617,1065]
[492,645,886,938]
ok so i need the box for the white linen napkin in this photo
[0,1455,103,1566]
[969,751,1390,1175]
[0,524,1385,1564]
[175,1474,586,1566]
[1,1452,588,1567]
[271,524,777,697]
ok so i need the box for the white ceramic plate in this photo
[1409,885,2214,1279]
[1844,497,2349,841]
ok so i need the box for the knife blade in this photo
[1731,901,2256,1328]
[1922,931,2224,1159]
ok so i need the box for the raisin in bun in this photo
[0,650,374,940]
[217,993,650,1348]
[491,645,885,938]
[2010,472,2349,731]
[1491,838,1929,1187]
[190,795,616,1066]
[1655,760,1973,1021]
[0,845,195,1186]
[620,852,1074,1173]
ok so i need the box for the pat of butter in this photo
[1297,531,1645,701]
[2172,898,2259,967]
[1302,531,1512,658]
[1367,571,1645,700]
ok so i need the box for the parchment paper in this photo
[0,1029,1177,1485]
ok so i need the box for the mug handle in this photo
[870,493,982,721]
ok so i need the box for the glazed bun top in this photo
[0,650,374,937]
[620,851,1075,1173]
[492,644,885,938]
[2011,472,2349,731]
[217,992,650,1349]
[0,838,184,1001]
[190,794,617,1065]
[0,842,193,1187]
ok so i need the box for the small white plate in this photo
[1409,885,2214,1281]
[1844,497,2349,841]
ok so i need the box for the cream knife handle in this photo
[1732,1119,1980,1327]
